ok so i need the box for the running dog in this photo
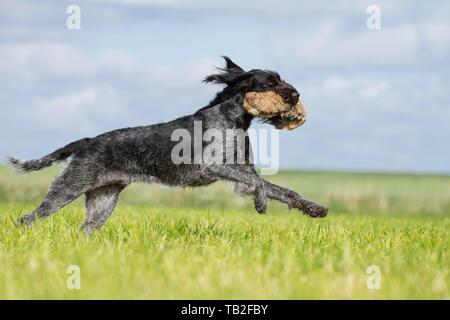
[8,57,328,234]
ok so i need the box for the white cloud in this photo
[33,86,124,134]
[272,14,450,70]
[0,39,216,87]
[273,23,423,69]
[308,75,390,101]
[321,75,360,92]
[0,26,63,39]
[90,0,426,17]
[0,42,94,78]
[422,20,450,58]
[98,50,140,74]
[146,57,218,87]
[359,81,389,100]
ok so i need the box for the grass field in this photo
[0,165,449,299]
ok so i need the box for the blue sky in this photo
[1,0,449,173]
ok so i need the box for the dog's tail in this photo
[7,138,91,174]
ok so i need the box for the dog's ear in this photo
[222,56,244,73]
[203,56,245,85]
[203,72,238,85]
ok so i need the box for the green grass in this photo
[0,166,449,299]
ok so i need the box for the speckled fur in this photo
[8,57,328,234]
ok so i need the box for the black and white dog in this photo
[8,57,328,234]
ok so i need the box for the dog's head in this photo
[204,56,307,130]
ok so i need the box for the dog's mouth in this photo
[265,111,306,130]
[243,91,307,130]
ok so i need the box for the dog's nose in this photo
[289,92,299,104]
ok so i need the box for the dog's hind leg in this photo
[16,161,97,226]
[81,184,126,234]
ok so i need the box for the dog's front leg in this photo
[262,180,328,217]
[206,165,267,214]
[232,165,328,217]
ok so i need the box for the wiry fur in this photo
[8,57,328,234]
[7,138,89,173]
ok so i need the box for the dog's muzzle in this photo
[243,91,307,130]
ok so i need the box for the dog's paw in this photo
[290,194,328,218]
[254,186,267,214]
[16,213,36,226]
[254,200,267,214]
[305,205,329,218]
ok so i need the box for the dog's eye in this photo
[268,77,277,85]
